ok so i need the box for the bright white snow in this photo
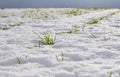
[0,9,120,77]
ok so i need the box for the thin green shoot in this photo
[58,25,80,34]
[16,56,21,64]
[109,72,113,77]
[56,55,60,62]
[26,40,40,49]
[91,33,97,38]
[81,24,87,31]
[61,51,64,61]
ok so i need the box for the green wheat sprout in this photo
[33,31,56,45]
[56,51,64,62]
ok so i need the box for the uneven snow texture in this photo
[0,9,120,77]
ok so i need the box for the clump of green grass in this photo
[81,18,99,31]
[99,16,107,20]
[15,55,29,64]
[81,11,120,32]
[56,51,64,62]
[63,9,91,16]
[64,9,80,15]
[0,22,24,30]
[0,15,8,18]
[33,32,56,45]
[99,16,105,20]
[87,18,99,24]
[0,27,9,30]
[9,22,24,27]
[109,12,116,17]
[58,25,80,34]
[68,25,80,33]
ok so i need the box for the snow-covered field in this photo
[0,9,120,77]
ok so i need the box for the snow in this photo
[0,9,120,77]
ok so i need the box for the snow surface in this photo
[0,9,120,77]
